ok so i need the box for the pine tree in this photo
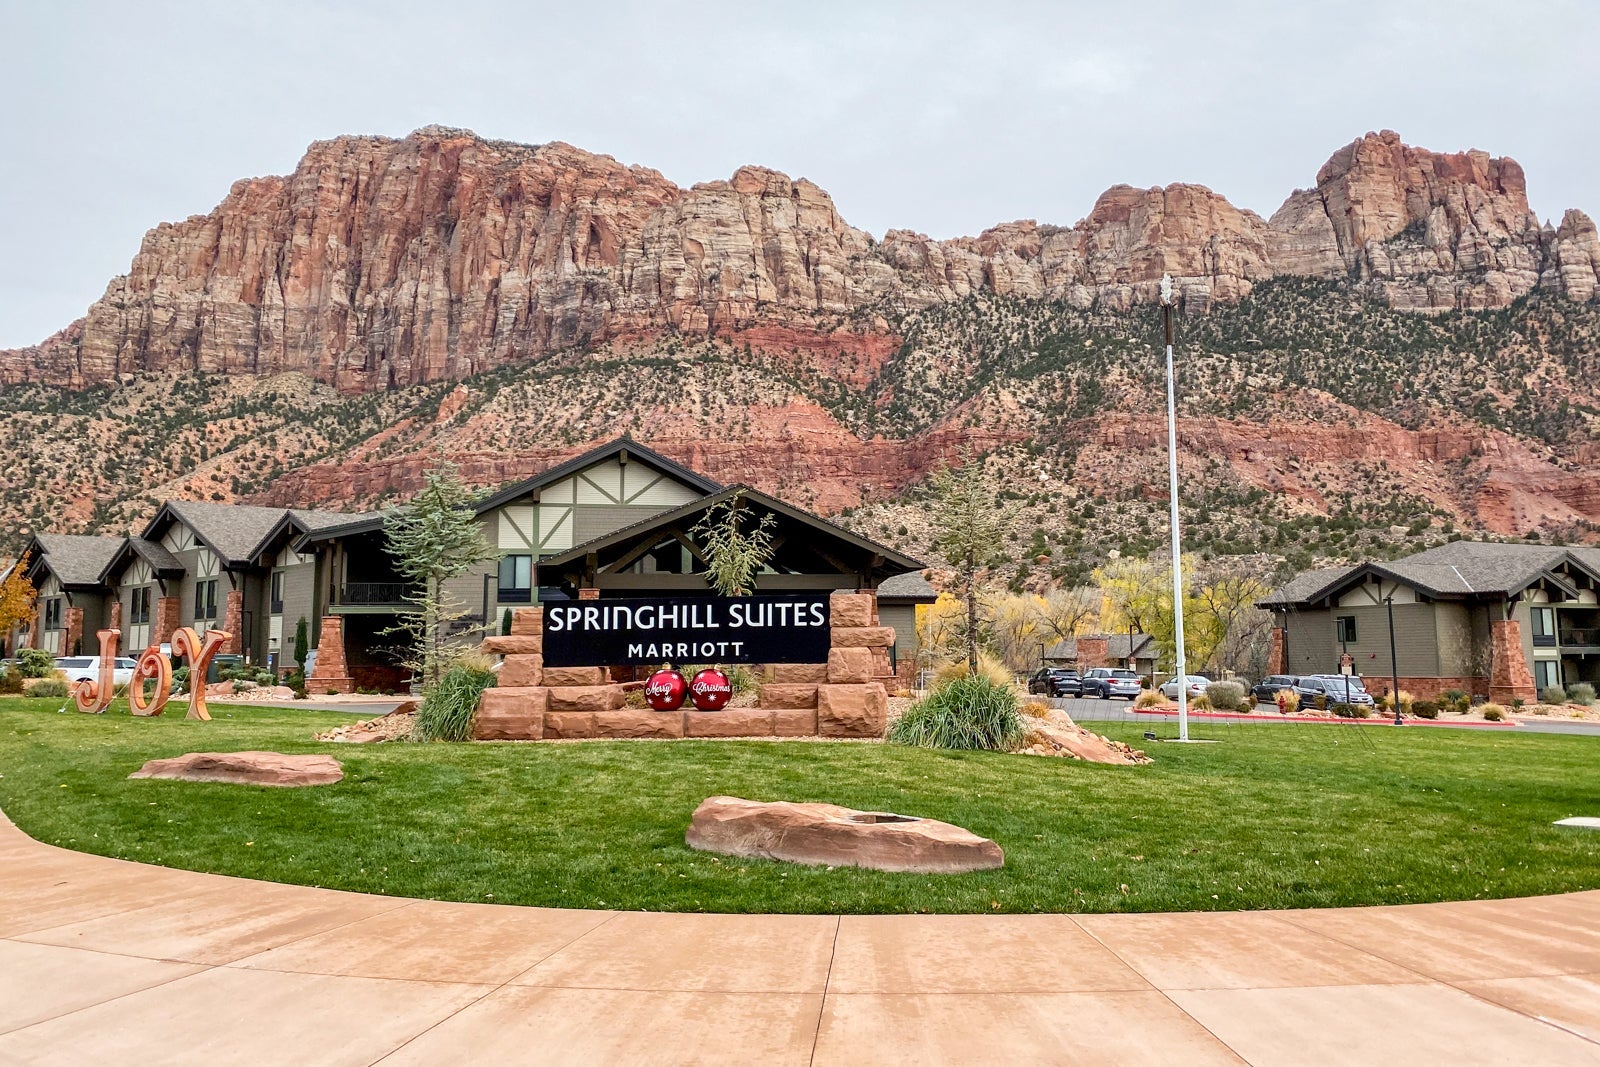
[692,493,777,597]
[924,455,1018,673]
[292,616,309,669]
[383,462,499,686]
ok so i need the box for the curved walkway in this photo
[2,810,1597,1065]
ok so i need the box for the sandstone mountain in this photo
[4,128,1596,392]
[2,129,1598,576]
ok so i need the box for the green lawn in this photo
[0,696,1595,914]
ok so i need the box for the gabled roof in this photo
[1261,541,1600,608]
[473,437,723,514]
[538,483,925,576]
[295,438,724,545]
[1046,633,1156,661]
[261,507,385,557]
[97,536,187,585]
[876,570,938,602]
[24,534,125,590]
[140,500,296,567]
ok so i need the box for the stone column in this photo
[222,589,244,655]
[578,588,601,601]
[64,606,84,657]
[1077,636,1109,669]
[305,615,355,694]
[1488,618,1537,704]
[1267,627,1286,675]
[153,596,182,647]
[109,598,123,632]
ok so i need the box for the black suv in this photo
[1251,675,1300,704]
[1027,668,1083,698]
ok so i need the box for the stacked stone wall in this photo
[471,592,894,740]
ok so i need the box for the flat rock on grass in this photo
[129,751,343,787]
[686,795,1003,874]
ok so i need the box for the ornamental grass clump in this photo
[1479,702,1507,722]
[1133,689,1169,709]
[1569,683,1596,707]
[415,655,497,742]
[1540,685,1567,705]
[1205,681,1247,711]
[932,652,1012,689]
[888,674,1025,751]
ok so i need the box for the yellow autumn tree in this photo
[1094,554,1273,675]
[0,552,39,653]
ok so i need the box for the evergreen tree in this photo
[924,454,1018,673]
[384,462,499,686]
[292,616,308,669]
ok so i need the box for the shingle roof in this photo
[1257,566,1357,607]
[288,508,380,534]
[157,501,297,565]
[30,534,124,588]
[124,538,184,575]
[876,571,937,601]
[1045,633,1156,661]
[1262,541,1600,607]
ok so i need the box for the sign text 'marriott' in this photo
[541,594,832,667]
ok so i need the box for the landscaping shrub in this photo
[1189,694,1213,711]
[1331,702,1370,719]
[1441,688,1465,707]
[1313,694,1329,712]
[932,653,1013,690]
[415,655,497,742]
[173,666,190,689]
[1569,683,1596,707]
[1540,685,1567,705]
[887,674,1024,751]
[285,671,307,699]
[17,648,54,678]
[1205,681,1247,711]
[0,667,22,694]
[1273,688,1300,714]
[28,677,69,698]
[1133,689,1168,709]
[1480,703,1506,722]
[1412,700,1440,719]
[1379,689,1414,715]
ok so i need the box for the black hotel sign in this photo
[542,594,831,667]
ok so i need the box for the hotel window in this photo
[1534,659,1561,690]
[43,598,63,631]
[130,587,151,625]
[194,579,218,621]
[1531,607,1556,647]
[1335,616,1357,644]
[270,571,284,615]
[498,554,533,603]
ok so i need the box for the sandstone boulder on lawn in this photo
[129,751,343,787]
[687,795,1003,874]
[1019,707,1151,765]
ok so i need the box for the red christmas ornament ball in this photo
[643,668,688,711]
[689,668,733,711]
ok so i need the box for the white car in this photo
[54,656,138,687]
[1159,674,1212,701]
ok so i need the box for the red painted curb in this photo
[1128,708,1519,728]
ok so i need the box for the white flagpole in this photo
[1161,274,1189,742]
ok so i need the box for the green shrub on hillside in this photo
[888,674,1024,751]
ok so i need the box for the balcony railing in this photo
[1560,628,1600,648]
[338,582,413,606]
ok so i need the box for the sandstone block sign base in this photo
[818,683,888,738]
[686,795,1003,874]
[474,687,547,740]
[129,751,343,787]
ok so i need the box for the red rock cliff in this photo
[3,127,1594,391]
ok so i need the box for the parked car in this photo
[1251,675,1301,703]
[53,656,138,687]
[1027,668,1083,698]
[1159,674,1212,701]
[1295,675,1376,707]
[1081,667,1143,700]
[55,656,137,687]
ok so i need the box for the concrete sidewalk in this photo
[1,810,1597,1064]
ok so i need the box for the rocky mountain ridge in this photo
[4,128,1597,392]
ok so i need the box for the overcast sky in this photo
[2,0,1595,347]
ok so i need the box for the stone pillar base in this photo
[306,615,355,694]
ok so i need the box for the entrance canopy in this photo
[536,485,924,596]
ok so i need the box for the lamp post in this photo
[1386,593,1403,726]
[1160,274,1190,742]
